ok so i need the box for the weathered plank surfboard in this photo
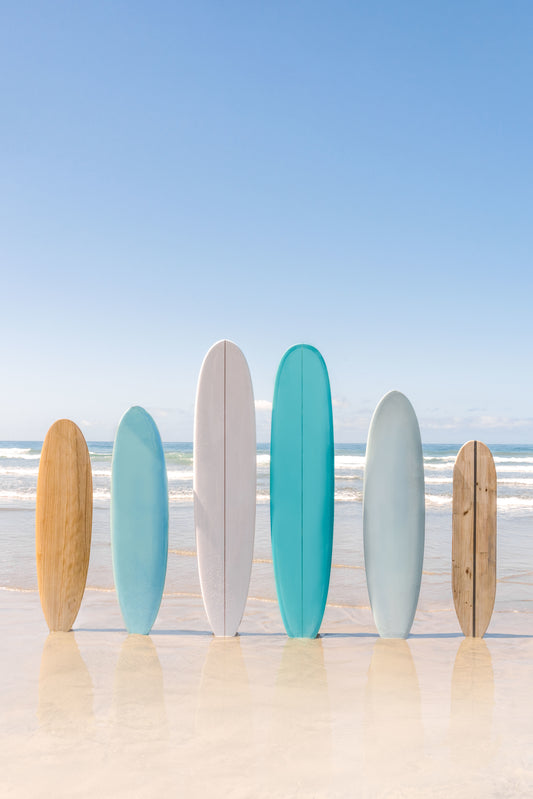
[363,391,425,638]
[452,440,497,638]
[270,344,334,638]
[194,340,256,637]
[36,419,93,632]
[111,406,168,634]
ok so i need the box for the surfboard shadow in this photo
[38,632,94,737]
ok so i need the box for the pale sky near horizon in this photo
[1,2,532,444]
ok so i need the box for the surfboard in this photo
[194,340,256,637]
[452,440,496,637]
[36,419,92,632]
[111,406,168,635]
[270,344,334,638]
[363,390,425,638]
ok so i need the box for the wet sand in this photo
[2,588,533,798]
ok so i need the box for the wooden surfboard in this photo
[270,344,334,638]
[452,440,497,637]
[36,419,92,632]
[111,406,168,635]
[363,391,425,638]
[194,340,256,637]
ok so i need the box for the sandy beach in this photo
[2,585,533,798]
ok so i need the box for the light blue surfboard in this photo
[111,406,168,634]
[270,345,334,638]
[363,391,425,639]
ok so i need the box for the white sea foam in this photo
[257,454,271,466]
[425,494,452,506]
[499,478,533,486]
[0,466,39,477]
[0,490,36,501]
[424,463,454,472]
[425,476,453,484]
[497,465,533,474]
[334,489,363,502]
[494,456,533,464]
[0,448,40,460]
[497,496,533,511]
[335,456,365,469]
[424,492,533,512]
[167,470,194,482]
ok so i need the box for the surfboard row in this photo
[35,340,497,639]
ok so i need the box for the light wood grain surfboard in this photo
[194,340,256,637]
[452,440,497,638]
[36,419,92,632]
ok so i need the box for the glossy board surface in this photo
[270,344,334,638]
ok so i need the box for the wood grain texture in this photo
[452,440,497,637]
[36,420,92,632]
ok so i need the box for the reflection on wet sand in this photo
[266,637,331,795]
[196,635,252,741]
[38,632,93,736]
[113,635,168,740]
[193,636,255,793]
[363,639,423,789]
[450,638,495,766]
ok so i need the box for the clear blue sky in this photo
[1,2,532,443]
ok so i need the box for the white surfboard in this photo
[194,340,256,636]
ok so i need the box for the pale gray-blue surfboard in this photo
[363,390,425,638]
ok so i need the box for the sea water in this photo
[1,442,532,620]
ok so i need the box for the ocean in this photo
[1,442,532,622]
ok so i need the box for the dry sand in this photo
[2,588,533,798]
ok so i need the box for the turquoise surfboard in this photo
[111,406,168,634]
[270,345,334,638]
[363,391,425,638]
